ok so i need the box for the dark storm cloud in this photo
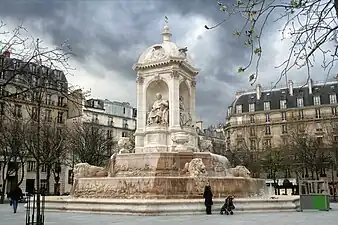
[0,0,265,125]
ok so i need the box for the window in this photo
[264,139,271,148]
[122,132,127,137]
[45,109,52,122]
[265,125,271,135]
[282,125,287,134]
[297,97,304,107]
[298,110,304,120]
[123,107,126,114]
[14,105,22,117]
[332,107,337,116]
[123,119,128,129]
[41,164,47,173]
[45,94,52,105]
[264,101,270,111]
[249,103,255,112]
[313,95,321,105]
[265,113,270,122]
[57,112,63,124]
[0,102,4,115]
[281,112,287,121]
[250,140,256,150]
[57,96,64,107]
[27,161,36,172]
[250,127,255,136]
[280,100,287,109]
[107,130,113,138]
[250,115,255,123]
[330,94,337,104]
[92,114,99,123]
[40,179,47,190]
[235,105,242,114]
[315,108,321,119]
[32,107,38,121]
[108,117,114,126]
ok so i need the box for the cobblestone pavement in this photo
[1,203,337,225]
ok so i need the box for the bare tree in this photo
[0,21,74,223]
[207,1,338,85]
[229,126,266,177]
[0,116,27,203]
[67,120,115,167]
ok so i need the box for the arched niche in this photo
[179,80,191,114]
[146,80,169,112]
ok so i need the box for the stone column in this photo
[169,71,180,130]
[135,75,145,153]
[190,79,197,125]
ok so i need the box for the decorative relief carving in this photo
[191,80,196,87]
[136,76,144,84]
[170,71,179,79]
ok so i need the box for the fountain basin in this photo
[72,176,265,199]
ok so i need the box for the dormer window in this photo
[249,103,255,112]
[264,101,270,111]
[280,100,287,109]
[329,94,337,104]
[227,107,232,117]
[297,97,304,107]
[235,105,242,114]
[313,95,321,106]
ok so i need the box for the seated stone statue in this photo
[147,93,169,125]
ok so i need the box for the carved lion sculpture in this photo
[118,137,133,153]
[183,158,208,177]
[73,163,108,178]
[183,158,208,193]
[199,139,213,152]
[228,165,251,178]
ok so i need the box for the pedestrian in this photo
[203,184,213,215]
[9,185,23,213]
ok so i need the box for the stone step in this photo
[35,196,300,215]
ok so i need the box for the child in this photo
[220,195,235,215]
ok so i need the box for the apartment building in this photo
[67,94,137,147]
[0,50,70,195]
[225,79,338,181]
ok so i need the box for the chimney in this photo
[288,80,294,96]
[3,50,10,58]
[256,84,262,100]
[308,78,313,94]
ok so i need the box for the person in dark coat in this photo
[220,195,235,215]
[203,184,213,215]
[8,185,23,213]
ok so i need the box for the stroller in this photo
[220,195,235,215]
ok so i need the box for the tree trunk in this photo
[17,161,25,186]
[0,163,7,204]
[46,167,51,194]
[335,0,338,18]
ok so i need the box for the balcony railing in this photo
[228,113,338,126]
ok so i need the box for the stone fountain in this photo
[42,22,300,214]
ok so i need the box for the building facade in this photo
[67,96,137,148]
[225,79,338,182]
[0,50,70,195]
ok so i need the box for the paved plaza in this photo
[1,204,337,225]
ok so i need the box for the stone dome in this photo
[137,24,193,65]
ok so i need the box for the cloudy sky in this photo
[0,0,336,126]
